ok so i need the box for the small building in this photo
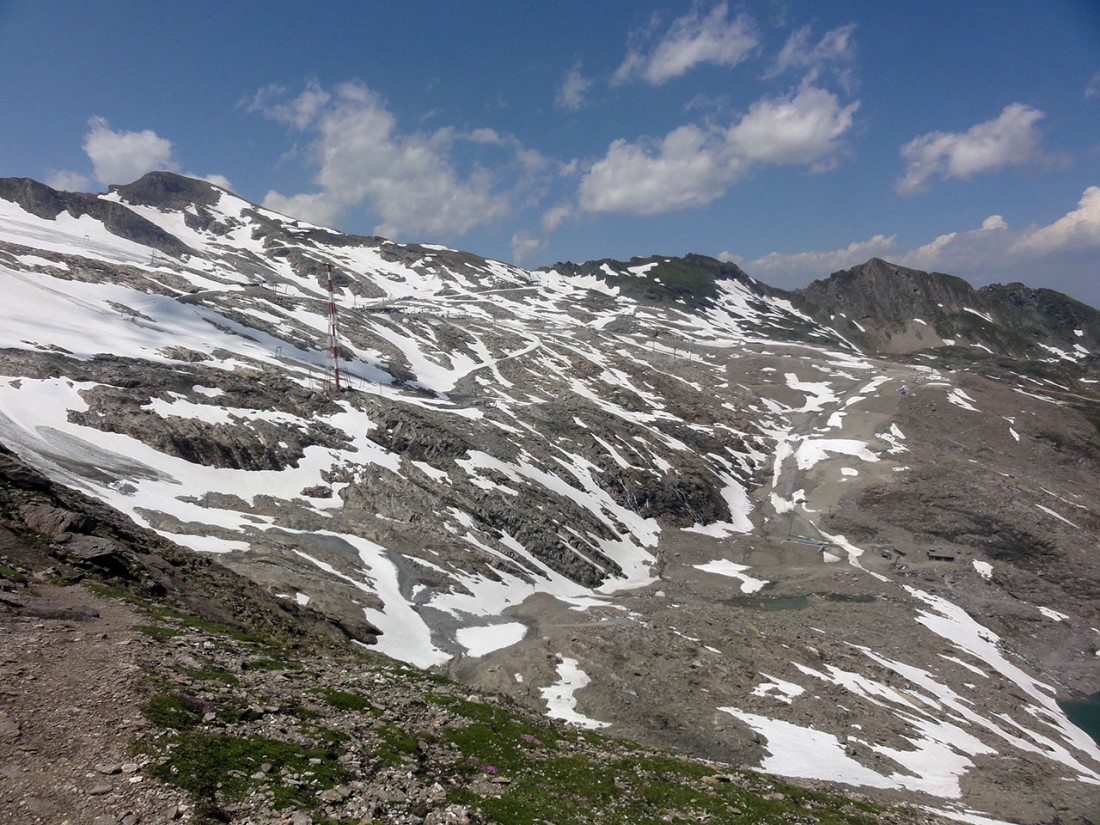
[927,548,956,562]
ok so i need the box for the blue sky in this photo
[2,1,1100,306]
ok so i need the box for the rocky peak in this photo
[797,258,978,324]
[0,175,196,259]
[109,170,223,210]
[544,252,766,307]
[794,257,1100,360]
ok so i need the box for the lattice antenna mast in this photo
[325,263,344,395]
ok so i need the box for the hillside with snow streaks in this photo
[2,173,1099,824]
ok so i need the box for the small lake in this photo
[1060,691,1100,747]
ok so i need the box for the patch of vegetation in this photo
[184,664,239,686]
[149,604,265,644]
[0,563,27,583]
[244,655,300,672]
[136,623,185,640]
[146,729,347,812]
[428,692,563,772]
[143,692,208,730]
[430,692,892,825]
[375,723,420,764]
[310,687,377,713]
[388,664,452,685]
[301,721,350,747]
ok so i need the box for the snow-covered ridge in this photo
[2,173,1098,823]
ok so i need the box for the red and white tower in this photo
[325,263,344,395]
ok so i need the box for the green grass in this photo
[117,546,917,825]
[310,687,377,713]
[149,604,264,644]
[84,581,142,603]
[136,623,185,640]
[184,664,239,686]
[0,563,27,583]
[430,692,889,825]
[375,723,419,764]
[147,730,347,811]
[143,692,208,730]
[244,656,300,672]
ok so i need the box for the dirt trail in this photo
[0,585,187,825]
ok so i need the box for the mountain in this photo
[3,435,962,825]
[1,172,1099,824]
[795,257,1100,360]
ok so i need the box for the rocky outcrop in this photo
[0,440,376,644]
[795,257,1100,358]
[0,176,195,259]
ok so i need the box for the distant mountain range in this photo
[1,172,1098,824]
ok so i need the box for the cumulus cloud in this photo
[579,124,732,215]
[614,3,758,85]
[246,81,331,129]
[557,60,593,110]
[83,116,177,185]
[511,231,545,266]
[896,103,1046,195]
[262,191,345,228]
[1087,70,1100,99]
[541,203,574,232]
[45,169,91,192]
[725,83,858,167]
[895,213,1011,273]
[51,121,228,194]
[252,80,522,239]
[768,23,856,88]
[723,234,896,286]
[199,173,233,191]
[577,83,857,216]
[727,187,1100,304]
[1009,185,1100,257]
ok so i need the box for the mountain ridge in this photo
[1,171,1099,824]
[8,172,1099,360]
[793,256,1100,360]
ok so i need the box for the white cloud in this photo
[261,190,345,228]
[197,173,233,191]
[557,60,592,110]
[896,103,1046,195]
[724,234,896,286]
[44,170,91,192]
[251,80,517,239]
[511,231,545,265]
[769,23,856,87]
[579,124,733,215]
[1086,70,1100,99]
[895,215,1011,273]
[577,83,857,216]
[246,81,331,129]
[725,83,858,167]
[82,116,177,185]
[614,3,758,85]
[542,203,574,232]
[1009,186,1100,257]
[730,187,1100,304]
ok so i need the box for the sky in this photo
[2,0,1100,306]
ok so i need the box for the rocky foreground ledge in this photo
[0,443,954,825]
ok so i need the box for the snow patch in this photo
[693,559,769,594]
[456,622,528,657]
[539,657,610,729]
